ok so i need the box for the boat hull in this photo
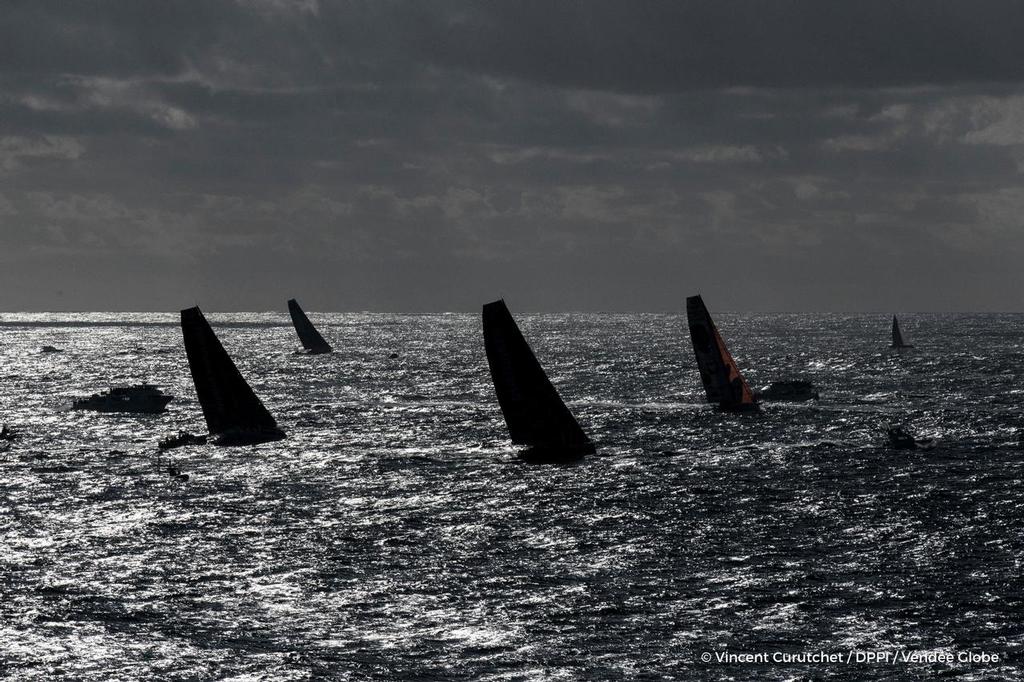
[158,432,208,450]
[72,396,174,414]
[517,441,595,464]
[717,401,761,413]
[212,428,287,447]
[756,381,820,402]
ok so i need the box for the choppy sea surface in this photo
[1,312,1022,681]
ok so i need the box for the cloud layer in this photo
[3,1,1024,311]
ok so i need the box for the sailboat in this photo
[891,315,913,349]
[180,306,286,446]
[482,299,595,463]
[686,295,759,412]
[287,298,332,354]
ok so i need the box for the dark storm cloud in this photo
[2,1,1024,311]
[410,0,1024,91]
[7,1,1024,89]
[0,1,239,78]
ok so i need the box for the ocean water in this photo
[0,312,1021,680]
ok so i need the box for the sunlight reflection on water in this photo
[0,312,1022,679]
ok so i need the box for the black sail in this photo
[180,306,284,445]
[482,300,594,459]
[287,298,332,354]
[686,295,758,411]
[891,315,913,349]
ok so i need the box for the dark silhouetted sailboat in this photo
[482,299,595,463]
[180,306,286,446]
[686,295,759,412]
[891,315,913,349]
[287,298,332,354]
[0,424,16,442]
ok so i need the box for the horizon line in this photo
[1,309,1022,315]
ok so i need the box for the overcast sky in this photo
[3,1,1024,311]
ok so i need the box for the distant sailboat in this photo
[891,315,913,349]
[287,298,332,354]
[482,299,595,463]
[886,424,934,450]
[0,424,16,442]
[180,306,285,446]
[686,295,759,412]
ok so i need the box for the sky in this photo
[3,0,1024,312]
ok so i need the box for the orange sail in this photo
[686,295,758,411]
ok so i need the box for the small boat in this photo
[41,345,62,353]
[0,424,16,441]
[158,431,208,450]
[181,306,285,446]
[757,380,820,402]
[891,316,914,349]
[686,295,759,412]
[166,465,189,482]
[482,299,595,463]
[887,425,935,450]
[287,298,332,354]
[72,384,174,414]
